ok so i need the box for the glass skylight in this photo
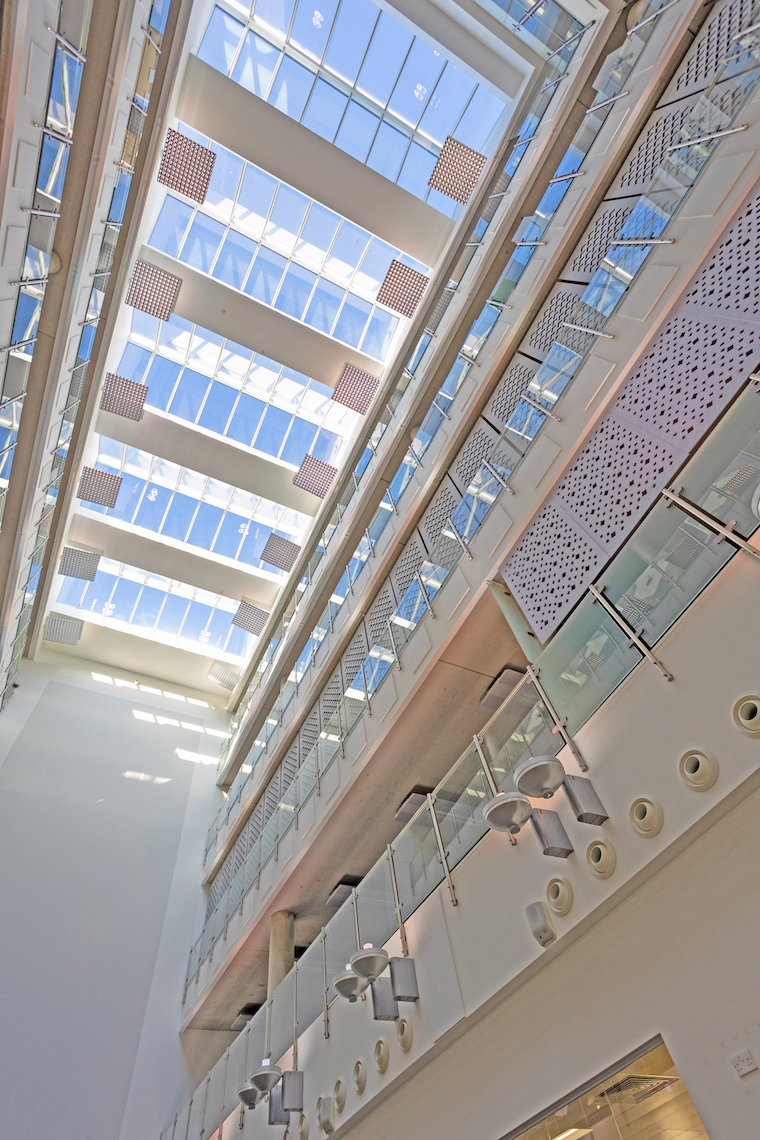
[115,309,358,467]
[148,125,426,360]
[55,557,253,660]
[197,1,508,216]
[80,434,311,575]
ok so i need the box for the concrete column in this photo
[267,910,295,997]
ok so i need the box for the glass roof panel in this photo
[82,433,311,572]
[115,309,359,467]
[197,1,509,213]
[56,556,254,660]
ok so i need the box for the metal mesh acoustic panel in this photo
[99,372,147,421]
[125,260,181,321]
[293,454,338,498]
[376,261,429,319]
[158,128,216,203]
[366,585,396,646]
[261,533,301,572]
[208,661,242,690]
[77,466,122,507]
[43,613,83,645]
[428,136,487,205]
[451,421,500,492]
[332,364,379,415]
[425,287,456,335]
[391,533,427,598]
[58,547,100,580]
[232,600,269,636]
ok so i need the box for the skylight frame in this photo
[79,432,311,574]
[198,1,509,214]
[119,310,358,467]
[54,556,255,661]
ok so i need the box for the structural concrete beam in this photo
[177,56,454,268]
[141,245,381,388]
[68,511,281,609]
[96,407,322,516]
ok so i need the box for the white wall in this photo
[0,652,226,1140]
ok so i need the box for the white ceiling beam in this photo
[68,511,281,609]
[141,245,381,388]
[177,56,454,267]
[95,406,322,516]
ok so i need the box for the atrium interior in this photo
[0,0,759,1137]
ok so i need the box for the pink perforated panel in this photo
[333,364,378,415]
[293,454,337,498]
[158,129,216,203]
[377,261,429,319]
[125,260,181,321]
[428,136,487,204]
[261,533,301,571]
[100,372,147,421]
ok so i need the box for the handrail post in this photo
[387,844,410,956]
[427,793,457,906]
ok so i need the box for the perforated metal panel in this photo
[58,547,100,580]
[528,288,585,354]
[451,421,501,493]
[619,103,695,190]
[261,534,301,572]
[486,362,535,430]
[502,184,760,639]
[100,372,147,420]
[572,206,633,277]
[232,601,269,635]
[207,661,241,690]
[341,624,369,691]
[366,585,396,647]
[391,533,427,598]
[428,136,486,204]
[49,452,67,490]
[158,128,216,203]
[282,742,299,794]
[77,466,121,507]
[376,261,429,319]
[299,707,320,761]
[555,419,678,546]
[613,311,760,443]
[425,287,456,335]
[481,169,509,224]
[125,260,181,321]
[673,0,754,95]
[320,667,343,725]
[502,504,605,639]
[333,364,378,415]
[293,454,337,498]
[43,613,83,645]
[263,769,281,826]
[421,480,458,549]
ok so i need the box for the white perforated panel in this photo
[613,312,759,443]
[487,362,535,430]
[555,419,678,547]
[43,613,83,645]
[366,586,396,647]
[619,103,695,189]
[207,662,241,690]
[320,667,343,724]
[502,504,605,639]
[528,289,584,354]
[572,206,633,277]
[391,534,427,598]
[682,191,760,318]
[673,0,754,95]
[422,481,458,549]
[452,422,500,492]
[341,625,369,690]
[299,708,320,761]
